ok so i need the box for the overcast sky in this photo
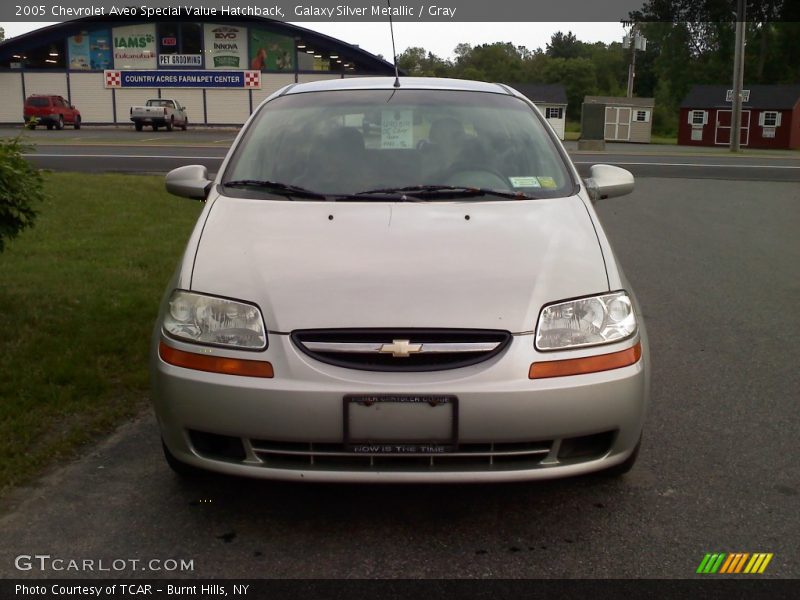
[3,21,625,59]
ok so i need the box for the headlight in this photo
[535,291,637,351]
[162,290,267,350]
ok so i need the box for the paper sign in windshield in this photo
[381,110,413,149]
[509,176,541,188]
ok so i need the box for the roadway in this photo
[7,126,800,181]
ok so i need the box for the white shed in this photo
[511,83,569,140]
[584,95,655,143]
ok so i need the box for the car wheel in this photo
[162,439,205,478]
[181,118,187,131]
[135,122,143,131]
[166,117,174,132]
[152,124,159,131]
[601,435,642,477]
[74,116,81,130]
[56,115,64,130]
[46,123,53,130]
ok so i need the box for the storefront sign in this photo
[113,24,157,69]
[104,70,261,89]
[204,24,247,69]
[249,29,294,71]
[159,54,203,67]
[68,29,112,70]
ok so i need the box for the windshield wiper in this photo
[355,185,537,200]
[222,180,327,200]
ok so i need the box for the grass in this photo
[0,172,203,494]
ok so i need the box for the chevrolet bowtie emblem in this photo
[379,339,423,357]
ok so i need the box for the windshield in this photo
[223,88,574,200]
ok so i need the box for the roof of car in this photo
[283,77,513,95]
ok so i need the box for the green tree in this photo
[541,58,598,119]
[546,31,582,59]
[396,47,451,77]
[0,137,45,253]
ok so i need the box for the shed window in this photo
[545,107,563,119]
[635,110,650,123]
[690,110,708,126]
[760,111,780,127]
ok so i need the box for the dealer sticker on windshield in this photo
[509,176,541,188]
[537,176,557,188]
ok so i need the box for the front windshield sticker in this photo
[380,110,413,149]
[509,176,541,188]
[537,176,557,189]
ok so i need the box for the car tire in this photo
[74,116,81,130]
[152,124,159,131]
[181,118,187,131]
[46,123,53,130]
[166,117,174,132]
[601,435,642,477]
[162,439,205,478]
[135,122,143,131]
[56,115,64,130]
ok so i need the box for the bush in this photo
[0,136,45,253]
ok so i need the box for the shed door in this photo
[604,107,631,141]
[715,110,750,146]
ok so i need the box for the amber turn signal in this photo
[529,342,641,379]
[159,341,274,378]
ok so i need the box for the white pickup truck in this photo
[130,99,188,131]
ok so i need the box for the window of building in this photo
[15,40,67,68]
[181,24,203,55]
[545,107,563,119]
[635,110,650,122]
[690,110,707,125]
[157,23,203,67]
[761,111,779,127]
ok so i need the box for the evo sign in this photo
[104,70,261,89]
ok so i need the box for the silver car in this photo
[151,77,649,483]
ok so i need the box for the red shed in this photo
[678,84,800,149]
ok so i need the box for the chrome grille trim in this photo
[301,341,501,354]
[291,328,512,372]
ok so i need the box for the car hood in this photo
[190,195,608,333]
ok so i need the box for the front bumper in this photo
[152,333,649,483]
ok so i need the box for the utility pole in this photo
[624,26,646,98]
[731,0,746,152]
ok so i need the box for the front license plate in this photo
[344,395,458,453]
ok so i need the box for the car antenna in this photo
[388,0,401,88]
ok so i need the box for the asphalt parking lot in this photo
[1,173,797,579]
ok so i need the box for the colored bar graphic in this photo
[719,553,735,573]
[758,553,773,573]
[698,552,773,574]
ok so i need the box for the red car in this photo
[24,95,81,130]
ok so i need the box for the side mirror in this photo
[585,164,634,202]
[165,165,212,200]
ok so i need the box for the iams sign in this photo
[115,35,155,48]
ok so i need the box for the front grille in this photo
[291,328,512,372]
[248,439,553,471]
